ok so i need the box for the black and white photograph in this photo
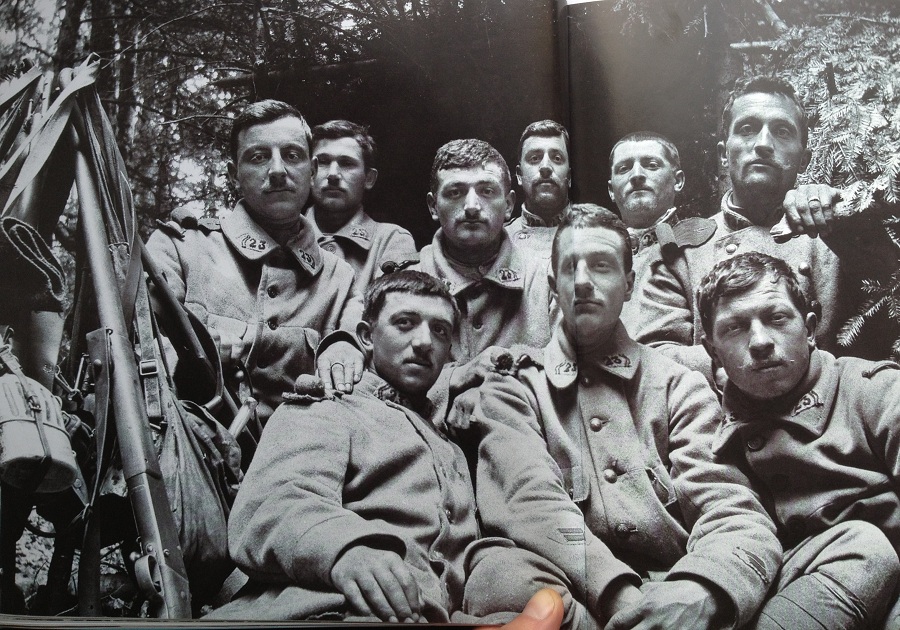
[0,0,899,627]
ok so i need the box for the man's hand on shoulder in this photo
[330,546,423,622]
[449,346,513,395]
[605,579,732,630]
[778,184,842,239]
[316,340,364,393]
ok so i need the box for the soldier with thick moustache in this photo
[635,76,893,385]
[305,120,417,295]
[146,100,362,426]
[698,252,900,629]
[451,204,781,630]
[505,120,573,257]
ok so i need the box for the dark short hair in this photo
[721,76,808,148]
[229,99,312,163]
[551,203,633,275]
[608,131,681,171]
[696,252,811,338]
[518,120,571,163]
[430,139,511,195]
[311,119,377,171]
[362,270,460,330]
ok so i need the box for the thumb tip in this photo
[522,588,562,622]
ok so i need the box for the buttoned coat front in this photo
[714,349,900,554]
[412,230,554,363]
[145,202,362,422]
[213,370,485,620]
[461,324,781,628]
[304,207,418,295]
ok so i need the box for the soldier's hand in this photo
[316,340,364,394]
[449,346,512,395]
[209,327,246,366]
[331,546,423,622]
[604,580,731,630]
[447,386,482,430]
[475,589,565,630]
[778,184,841,239]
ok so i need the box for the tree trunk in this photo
[53,0,88,70]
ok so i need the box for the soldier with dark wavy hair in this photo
[699,252,900,629]
[397,138,554,402]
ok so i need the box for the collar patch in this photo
[496,268,520,283]
[601,354,632,369]
[238,233,267,252]
[555,360,577,376]
[792,390,822,416]
[350,227,370,240]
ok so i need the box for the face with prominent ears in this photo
[427,164,514,260]
[228,116,313,222]
[718,92,811,218]
[357,292,455,396]
[312,136,377,224]
[608,139,684,230]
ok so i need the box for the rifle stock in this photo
[73,144,191,618]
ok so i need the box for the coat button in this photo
[581,376,590,386]
[615,523,633,539]
[267,317,278,330]
[472,319,483,330]
[589,417,605,432]
[603,469,618,483]
[725,243,738,254]
[323,243,337,253]
[567,487,574,497]
[267,286,278,298]
[746,435,765,451]
[445,508,453,522]
[798,263,812,276]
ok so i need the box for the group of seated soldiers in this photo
[144,75,900,629]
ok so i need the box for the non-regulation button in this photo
[725,243,738,254]
[615,523,634,539]
[603,469,618,484]
[746,435,765,451]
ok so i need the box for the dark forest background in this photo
[2,0,897,246]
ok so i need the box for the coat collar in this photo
[304,206,377,251]
[424,229,525,294]
[544,322,641,389]
[721,190,783,232]
[712,350,834,454]
[221,201,323,276]
[628,207,678,254]
[357,369,435,418]
[519,203,569,228]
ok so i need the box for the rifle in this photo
[72,123,191,618]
